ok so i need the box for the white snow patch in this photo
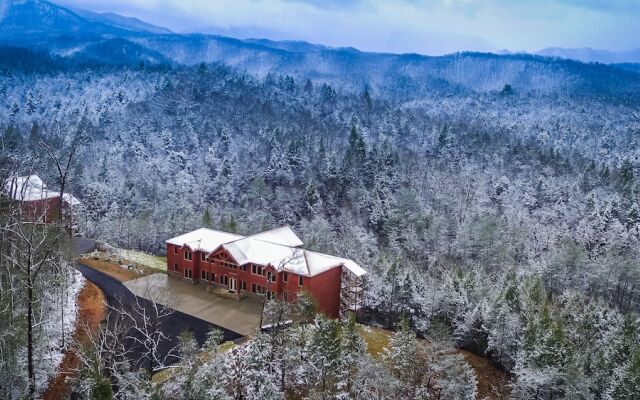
[36,268,85,395]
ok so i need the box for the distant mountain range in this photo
[536,47,640,64]
[1,0,639,100]
[70,7,172,35]
[496,47,640,64]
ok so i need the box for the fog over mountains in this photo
[1,0,639,101]
[536,47,640,64]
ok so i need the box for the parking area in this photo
[123,274,263,336]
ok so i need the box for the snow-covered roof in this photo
[4,175,81,206]
[306,251,368,277]
[247,226,303,247]
[223,237,302,268]
[166,228,244,252]
[166,226,367,278]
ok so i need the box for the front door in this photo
[229,277,237,292]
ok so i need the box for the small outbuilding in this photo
[3,175,81,224]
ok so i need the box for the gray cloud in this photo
[55,0,640,54]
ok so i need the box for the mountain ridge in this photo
[536,46,640,64]
[1,0,639,102]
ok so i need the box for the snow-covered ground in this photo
[35,268,85,394]
[119,249,167,271]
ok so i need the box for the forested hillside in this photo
[1,55,639,397]
[1,1,640,397]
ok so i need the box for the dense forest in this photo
[0,55,639,398]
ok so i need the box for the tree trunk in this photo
[27,280,35,399]
[60,265,66,348]
[58,179,66,224]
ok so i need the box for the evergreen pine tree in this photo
[337,314,365,399]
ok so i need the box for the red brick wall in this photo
[203,248,273,295]
[166,243,196,280]
[308,266,342,318]
[20,198,63,223]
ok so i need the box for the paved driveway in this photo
[124,274,263,336]
[75,263,243,370]
[71,237,96,256]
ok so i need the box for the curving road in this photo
[72,238,242,370]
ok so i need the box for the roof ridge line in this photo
[302,249,311,276]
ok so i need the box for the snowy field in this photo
[118,249,167,271]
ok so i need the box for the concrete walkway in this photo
[124,274,263,336]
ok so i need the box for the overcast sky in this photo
[57,0,640,55]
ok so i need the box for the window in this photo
[252,264,265,275]
[240,281,246,291]
[174,263,178,272]
[266,291,275,300]
[184,251,192,261]
[283,291,288,302]
[267,271,276,282]
[241,265,247,272]
[283,272,288,282]
[185,269,192,279]
[219,261,237,269]
[212,273,216,283]
[298,276,304,286]
[201,270,206,280]
[201,253,206,262]
[173,246,178,255]
[221,275,228,286]
[251,284,265,295]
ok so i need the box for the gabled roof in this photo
[222,237,301,268]
[4,175,81,206]
[165,228,243,253]
[247,226,303,247]
[166,226,367,278]
[305,250,368,277]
